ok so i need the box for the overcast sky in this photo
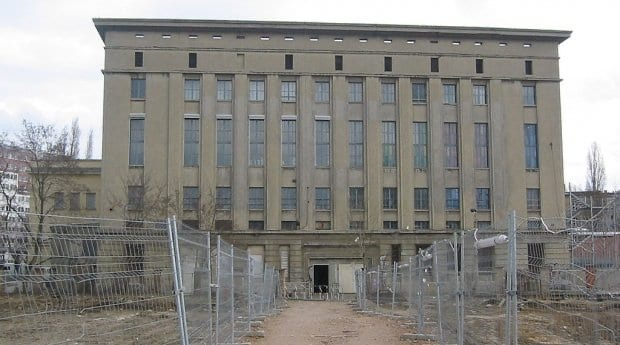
[0,0,618,190]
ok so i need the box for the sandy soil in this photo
[248,300,427,345]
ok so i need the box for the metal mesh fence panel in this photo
[433,239,459,344]
[215,236,234,345]
[0,214,179,344]
[174,221,213,344]
[232,246,251,338]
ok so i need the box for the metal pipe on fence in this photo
[167,217,189,345]
[231,245,236,342]
[505,210,518,345]
[432,242,444,344]
[417,253,425,333]
[392,261,397,312]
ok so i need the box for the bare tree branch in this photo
[586,142,606,192]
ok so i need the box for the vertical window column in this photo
[129,118,144,166]
[315,120,330,167]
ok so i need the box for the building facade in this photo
[92,19,569,286]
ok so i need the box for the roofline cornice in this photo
[92,18,571,43]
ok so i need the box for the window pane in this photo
[183,186,200,210]
[282,120,296,166]
[216,187,231,210]
[348,82,363,102]
[184,118,200,166]
[281,81,296,102]
[315,120,330,167]
[381,82,395,103]
[249,187,264,210]
[476,188,490,210]
[382,122,396,167]
[524,124,539,169]
[473,85,487,105]
[349,187,364,210]
[413,122,427,168]
[412,83,427,103]
[349,121,364,168]
[184,79,200,101]
[86,193,96,210]
[445,188,460,210]
[444,123,458,168]
[249,80,265,101]
[131,78,145,99]
[129,118,144,166]
[315,81,330,102]
[414,188,429,210]
[523,85,536,106]
[443,84,457,104]
[282,187,297,210]
[315,187,331,210]
[249,119,264,167]
[127,186,144,210]
[217,80,232,101]
[383,188,397,209]
[217,119,232,166]
[527,188,540,210]
[475,123,489,168]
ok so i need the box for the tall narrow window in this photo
[474,123,489,168]
[134,52,143,67]
[349,121,364,168]
[381,82,395,103]
[249,80,265,101]
[348,81,363,103]
[129,118,144,166]
[414,188,429,210]
[188,52,197,68]
[315,81,330,103]
[184,118,200,167]
[281,187,297,210]
[443,83,457,104]
[475,58,484,73]
[383,188,397,209]
[184,79,200,101]
[86,193,96,210]
[285,54,294,70]
[525,60,533,75]
[53,192,65,210]
[216,187,231,210]
[183,187,200,210]
[315,120,330,167]
[382,121,396,167]
[249,187,264,210]
[217,80,232,101]
[281,81,296,102]
[131,78,146,99]
[526,188,540,210]
[335,55,343,70]
[430,57,439,72]
[473,85,487,105]
[282,120,296,167]
[216,119,232,166]
[70,192,80,210]
[523,85,536,106]
[524,124,539,169]
[412,82,427,103]
[315,187,331,210]
[444,122,458,168]
[413,122,428,168]
[476,188,490,210]
[349,187,364,210]
[249,119,264,167]
[127,186,144,210]
[445,188,460,210]
[384,56,392,72]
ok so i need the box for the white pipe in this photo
[475,234,508,249]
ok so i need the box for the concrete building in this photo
[87,19,570,288]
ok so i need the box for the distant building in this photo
[47,19,572,287]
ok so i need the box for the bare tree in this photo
[86,129,94,159]
[69,118,81,159]
[107,172,176,222]
[586,142,606,192]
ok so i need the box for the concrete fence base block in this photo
[246,330,265,338]
[400,333,437,341]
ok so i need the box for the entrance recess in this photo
[313,264,329,293]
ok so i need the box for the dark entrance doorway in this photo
[313,264,329,293]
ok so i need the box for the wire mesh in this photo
[215,236,234,345]
[0,214,178,344]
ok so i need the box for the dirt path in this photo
[248,300,415,345]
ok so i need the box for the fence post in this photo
[505,210,518,345]
[167,217,189,345]
[206,232,213,345]
[432,242,444,344]
[457,230,465,345]
[231,245,236,342]
[392,261,397,312]
[417,253,425,333]
[248,252,253,332]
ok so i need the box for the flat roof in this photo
[93,18,571,43]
